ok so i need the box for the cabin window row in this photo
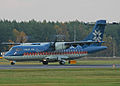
[24,51,88,56]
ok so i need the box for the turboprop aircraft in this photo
[3,20,107,65]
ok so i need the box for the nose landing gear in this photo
[10,61,16,65]
[42,59,48,65]
[42,61,48,65]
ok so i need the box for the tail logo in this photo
[93,30,102,41]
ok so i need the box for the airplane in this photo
[2,20,107,65]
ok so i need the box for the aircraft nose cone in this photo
[3,53,10,60]
[0,52,7,59]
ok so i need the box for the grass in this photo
[76,60,120,65]
[0,68,120,86]
[1,58,120,86]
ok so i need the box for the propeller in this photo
[50,36,57,51]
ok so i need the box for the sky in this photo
[0,0,119,22]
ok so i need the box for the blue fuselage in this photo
[4,43,107,62]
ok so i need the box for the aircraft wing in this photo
[65,41,104,46]
[1,42,41,45]
[1,42,21,45]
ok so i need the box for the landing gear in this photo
[10,61,16,65]
[59,60,65,65]
[68,60,70,64]
[42,61,48,65]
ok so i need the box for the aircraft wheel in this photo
[59,61,65,65]
[42,61,48,65]
[11,62,15,65]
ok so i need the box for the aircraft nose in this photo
[0,52,7,59]
[4,52,8,56]
[3,52,11,60]
[4,52,11,56]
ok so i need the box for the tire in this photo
[11,62,15,65]
[59,61,65,65]
[42,61,48,65]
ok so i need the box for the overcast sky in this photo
[0,0,119,22]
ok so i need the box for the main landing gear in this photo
[59,60,65,65]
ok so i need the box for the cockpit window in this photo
[9,47,15,51]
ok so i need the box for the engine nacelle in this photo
[55,42,67,50]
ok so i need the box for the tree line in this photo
[0,19,120,57]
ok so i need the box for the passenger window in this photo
[31,48,35,51]
[16,48,22,51]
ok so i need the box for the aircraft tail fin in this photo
[83,20,106,42]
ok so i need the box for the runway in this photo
[0,64,120,69]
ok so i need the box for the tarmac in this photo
[0,64,119,69]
